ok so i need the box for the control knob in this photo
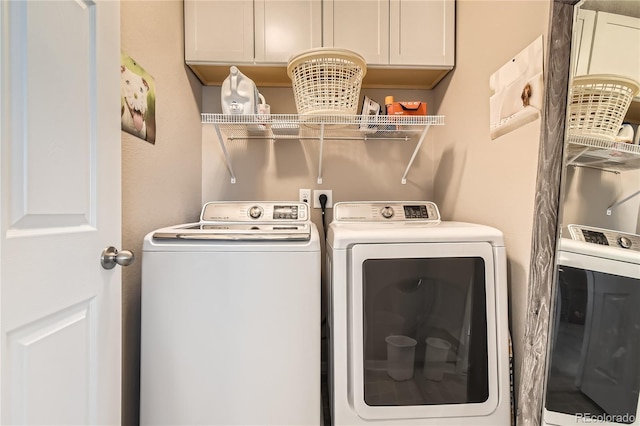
[380,206,394,219]
[618,236,632,249]
[248,206,263,219]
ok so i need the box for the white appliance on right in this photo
[326,201,511,425]
[543,224,640,426]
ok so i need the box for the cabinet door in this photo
[588,12,640,85]
[572,9,596,76]
[255,0,322,63]
[323,0,389,65]
[184,0,254,63]
[389,0,454,67]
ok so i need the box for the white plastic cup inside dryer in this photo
[423,337,451,381]
[385,335,417,381]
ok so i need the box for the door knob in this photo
[101,246,135,269]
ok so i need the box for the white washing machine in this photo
[326,201,511,425]
[543,225,640,426]
[140,201,321,425]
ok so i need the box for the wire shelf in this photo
[566,134,640,172]
[202,113,444,184]
[201,113,444,125]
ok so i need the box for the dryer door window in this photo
[362,256,488,405]
[348,242,501,420]
[545,265,640,423]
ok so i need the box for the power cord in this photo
[317,194,329,341]
[317,193,331,426]
[319,193,328,237]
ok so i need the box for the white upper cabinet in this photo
[185,1,254,63]
[185,0,455,88]
[323,0,454,67]
[185,0,321,65]
[572,9,596,77]
[574,10,640,84]
[389,0,454,67]
[255,1,322,63]
[323,0,390,64]
[589,12,640,85]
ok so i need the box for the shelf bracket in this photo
[317,123,325,184]
[401,125,430,184]
[566,146,590,166]
[606,190,640,215]
[213,123,237,184]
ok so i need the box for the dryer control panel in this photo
[568,224,640,251]
[333,201,441,223]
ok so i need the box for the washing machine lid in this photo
[152,222,312,241]
[148,202,315,244]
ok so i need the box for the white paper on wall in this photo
[489,35,544,140]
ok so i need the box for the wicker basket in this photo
[568,74,640,141]
[287,48,367,116]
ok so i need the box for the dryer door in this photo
[544,249,640,426]
[348,242,501,421]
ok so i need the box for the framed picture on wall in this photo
[121,52,156,144]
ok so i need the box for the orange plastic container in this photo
[386,101,427,116]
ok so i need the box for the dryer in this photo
[325,201,511,425]
[140,202,321,425]
[543,225,640,426]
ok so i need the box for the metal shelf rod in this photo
[226,135,413,141]
[401,125,430,184]
[566,146,590,165]
[214,124,237,184]
[318,123,325,184]
[606,190,640,216]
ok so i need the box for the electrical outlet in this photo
[299,188,311,204]
[313,190,333,208]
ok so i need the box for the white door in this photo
[0,1,123,424]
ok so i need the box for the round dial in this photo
[618,236,632,249]
[380,206,394,219]
[248,206,263,219]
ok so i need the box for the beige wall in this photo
[121,1,202,424]
[431,0,550,397]
[562,167,640,234]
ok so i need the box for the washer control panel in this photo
[201,202,308,222]
[568,224,640,252]
[334,201,441,223]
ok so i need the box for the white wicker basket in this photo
[568,74,640,141]
[287,48,367,116]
